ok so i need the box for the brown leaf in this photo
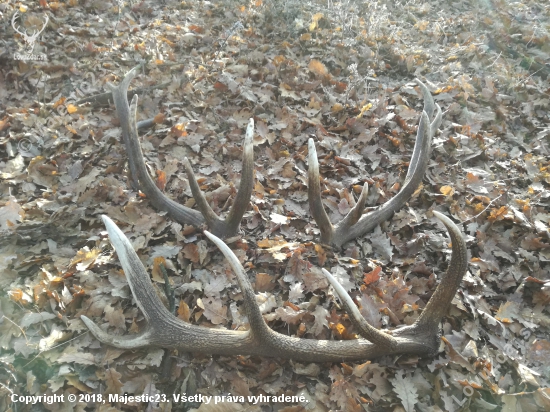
[104,305,126,329]
[197,297,226,325]
[152,257,167,282]
[156,170,167,190]
[103,368,123,395]
[308,59,328,76]
[177,300,190,322]
[314,244,327,267]
[255,273,275,292]
[303,269,329,292]
[183,244,200,263]
[153,113,165,124]
[363,266,381,285]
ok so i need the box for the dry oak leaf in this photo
[0,198,23,230]
[310,305,329,336]
[363,266,382,285]
[257,238,300,261]
[70,247,100,271]
[178,300,190,322]
[103,368,124,395]
[56,347,95,365]
[391,370,418,412]
[255,273,275,292]
[104,304,126,329]
[197,297,226,325]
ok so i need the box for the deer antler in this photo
[107,65,254,238]
[308,79,442,248]
[84,72,467,361]
[81,211,467,361]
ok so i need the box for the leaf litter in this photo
[0,0,549,411]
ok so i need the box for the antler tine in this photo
[203,229,272,340]
[308,79,442,248]
[82,216,257,353]
[307,139,335,243]
[108,66,254,238]
[107,65,141,189]
[415,79,436,120]
[405,80,442,184]
[413,211,468,331]
[83,212,467,361]
[110,81,205,227]
[184,119,255,238]
[321,268,398,349]
[392,211,467,351]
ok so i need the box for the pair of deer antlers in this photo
[81,66,467,362]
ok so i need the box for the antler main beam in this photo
[83,74,467,362]
[81,212,467,362]
[108,65,254,238]
[308,79,443,248]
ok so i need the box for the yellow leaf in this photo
[152,257,167,282]
[488,206,508,222]
[309,13,324,31]
[9,289,24,303]
[315,244,326,267]
[71,247,100,271]
[332,103,344,113]
[308,59,327,76]
[177,300,190,322]
[356,102,372,118]
[66,104,78,114]
[53,97,66,109]
[273,55,285,66]
[440,185,454,196]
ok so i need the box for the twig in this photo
[461,193,503,223]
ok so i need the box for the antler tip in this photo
[244,119,254,147]
[101,214,115,227]
[307,138,317,158]
[203,230,221,245]
[432,210,455,228]
[81,315,102,336]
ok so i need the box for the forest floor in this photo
[0,0,549,411]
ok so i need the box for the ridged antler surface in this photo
[82,212,467,362]
[82,69,468,362]
[308,80,442,248]
[107,65,254,238]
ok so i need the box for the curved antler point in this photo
[432,210,456,227]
